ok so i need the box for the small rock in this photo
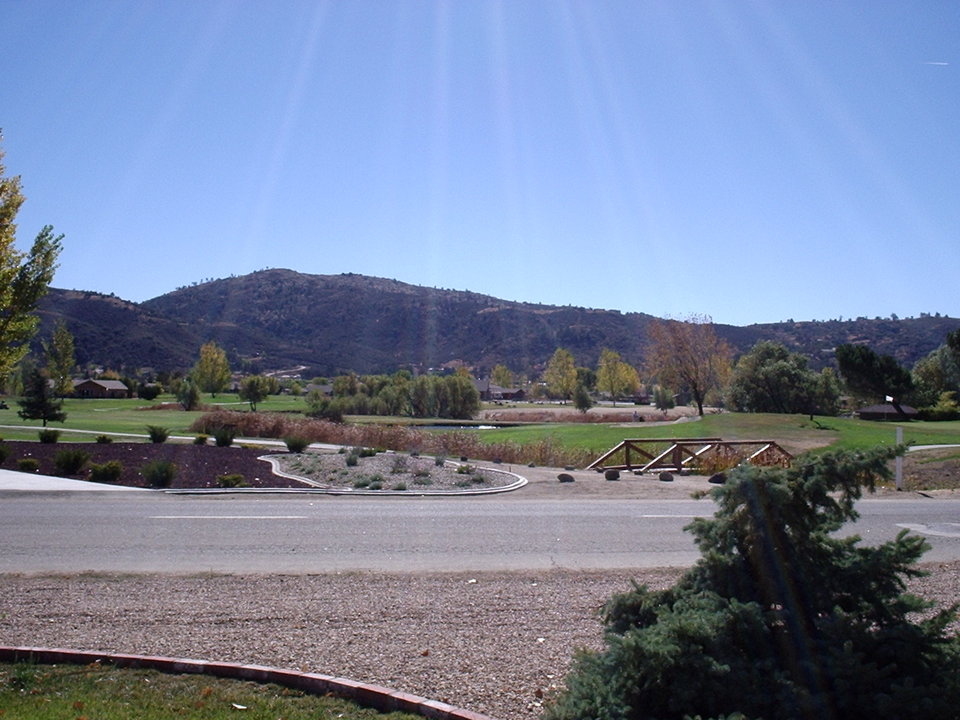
[557,473,575,483]
[658,471,674,482]
[708,472,726,485]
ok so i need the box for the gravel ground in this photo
[3,565,959,720]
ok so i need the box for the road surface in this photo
[2,491,960,573]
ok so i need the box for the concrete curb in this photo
[0,646,498,720]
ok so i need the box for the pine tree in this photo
[17,368,66,427]
[547,447,960,720]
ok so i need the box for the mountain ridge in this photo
[33,269,960,376]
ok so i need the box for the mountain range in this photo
[33,269,960,377]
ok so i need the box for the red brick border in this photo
[0,646,498,720]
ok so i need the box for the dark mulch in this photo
[0,441,301,489]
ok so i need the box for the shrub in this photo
[413,476,433,486]
[353,477,370,488]
[17,458,39,472]
[471,474,485,484]
[368,480,383,490]
[216,473,248,488]
[213,427,235,447]
[358,447,377,458]
[88,460,123,484]
[142,460,177,488]
[284,436,310,453]
[146,425,170,443]
[53,448,90,475]
[545,447,960,720]
[0,443,8,464]
[392,482,407,491]
[434,455,447,467]
[38,429,60,444]
[345,453,359,467]
[193,434,208,445]
[390,454,408,474]
[95,434,113,444]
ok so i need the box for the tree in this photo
[573,383,593,413]
[491,364,514,389]
[645,315,732,416]
[544,348,577,402]
[836,343,913,404]
[913,345,960,407]
[596,348,640,406]
[0,137,64,382]
[192,341,231,397]
[653,385,675,411]
[546,447,960,720]
[177,377,201,411]
[729,341,840,416]
[239,375,272,411]
[17,368,66,427]
[44,320,75,398]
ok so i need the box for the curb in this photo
[0,646,499,720]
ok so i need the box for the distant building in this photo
[473,378,525,401]
[73,379,129,399]
[857,403,918,421]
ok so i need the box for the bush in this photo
[146,425,170,443]
[546,447,960,720]
[216,473,248,488]
[53,448,91,475]
[353,477,370,488]
[434,455,447,467]
[368,480,383,490]
[0,443,8,464]
[193,434,208,445]
[345,452,359,467]
[95,434,113,444]
[284,436,310,453]
[17,458,39,472]
[213,427,235,447]
[38,429,60,444]
[392,482,407,491]
[390,454,408,474]
[88,460,123,484]
[142,459,177,488]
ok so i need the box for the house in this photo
[73,379,129,399]
[473,378,525,401]
[857,403,919,421]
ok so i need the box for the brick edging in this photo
[0,646,498,720]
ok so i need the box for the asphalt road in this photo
[3,492,960,573]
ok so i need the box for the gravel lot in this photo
[3,564,960,719]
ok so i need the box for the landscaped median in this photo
[0,646,499,720]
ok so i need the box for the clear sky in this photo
[2,1,958,326]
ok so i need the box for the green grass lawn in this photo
[1,392,958,459]
[0,394,310,441]
[476,413,960,457]
[0,661,421,720]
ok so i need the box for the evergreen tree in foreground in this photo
[546,447,960,720]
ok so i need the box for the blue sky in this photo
[2,1,958,326]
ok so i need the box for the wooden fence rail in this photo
[588,438,792,473]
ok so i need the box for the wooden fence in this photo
[587,438,792,474]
